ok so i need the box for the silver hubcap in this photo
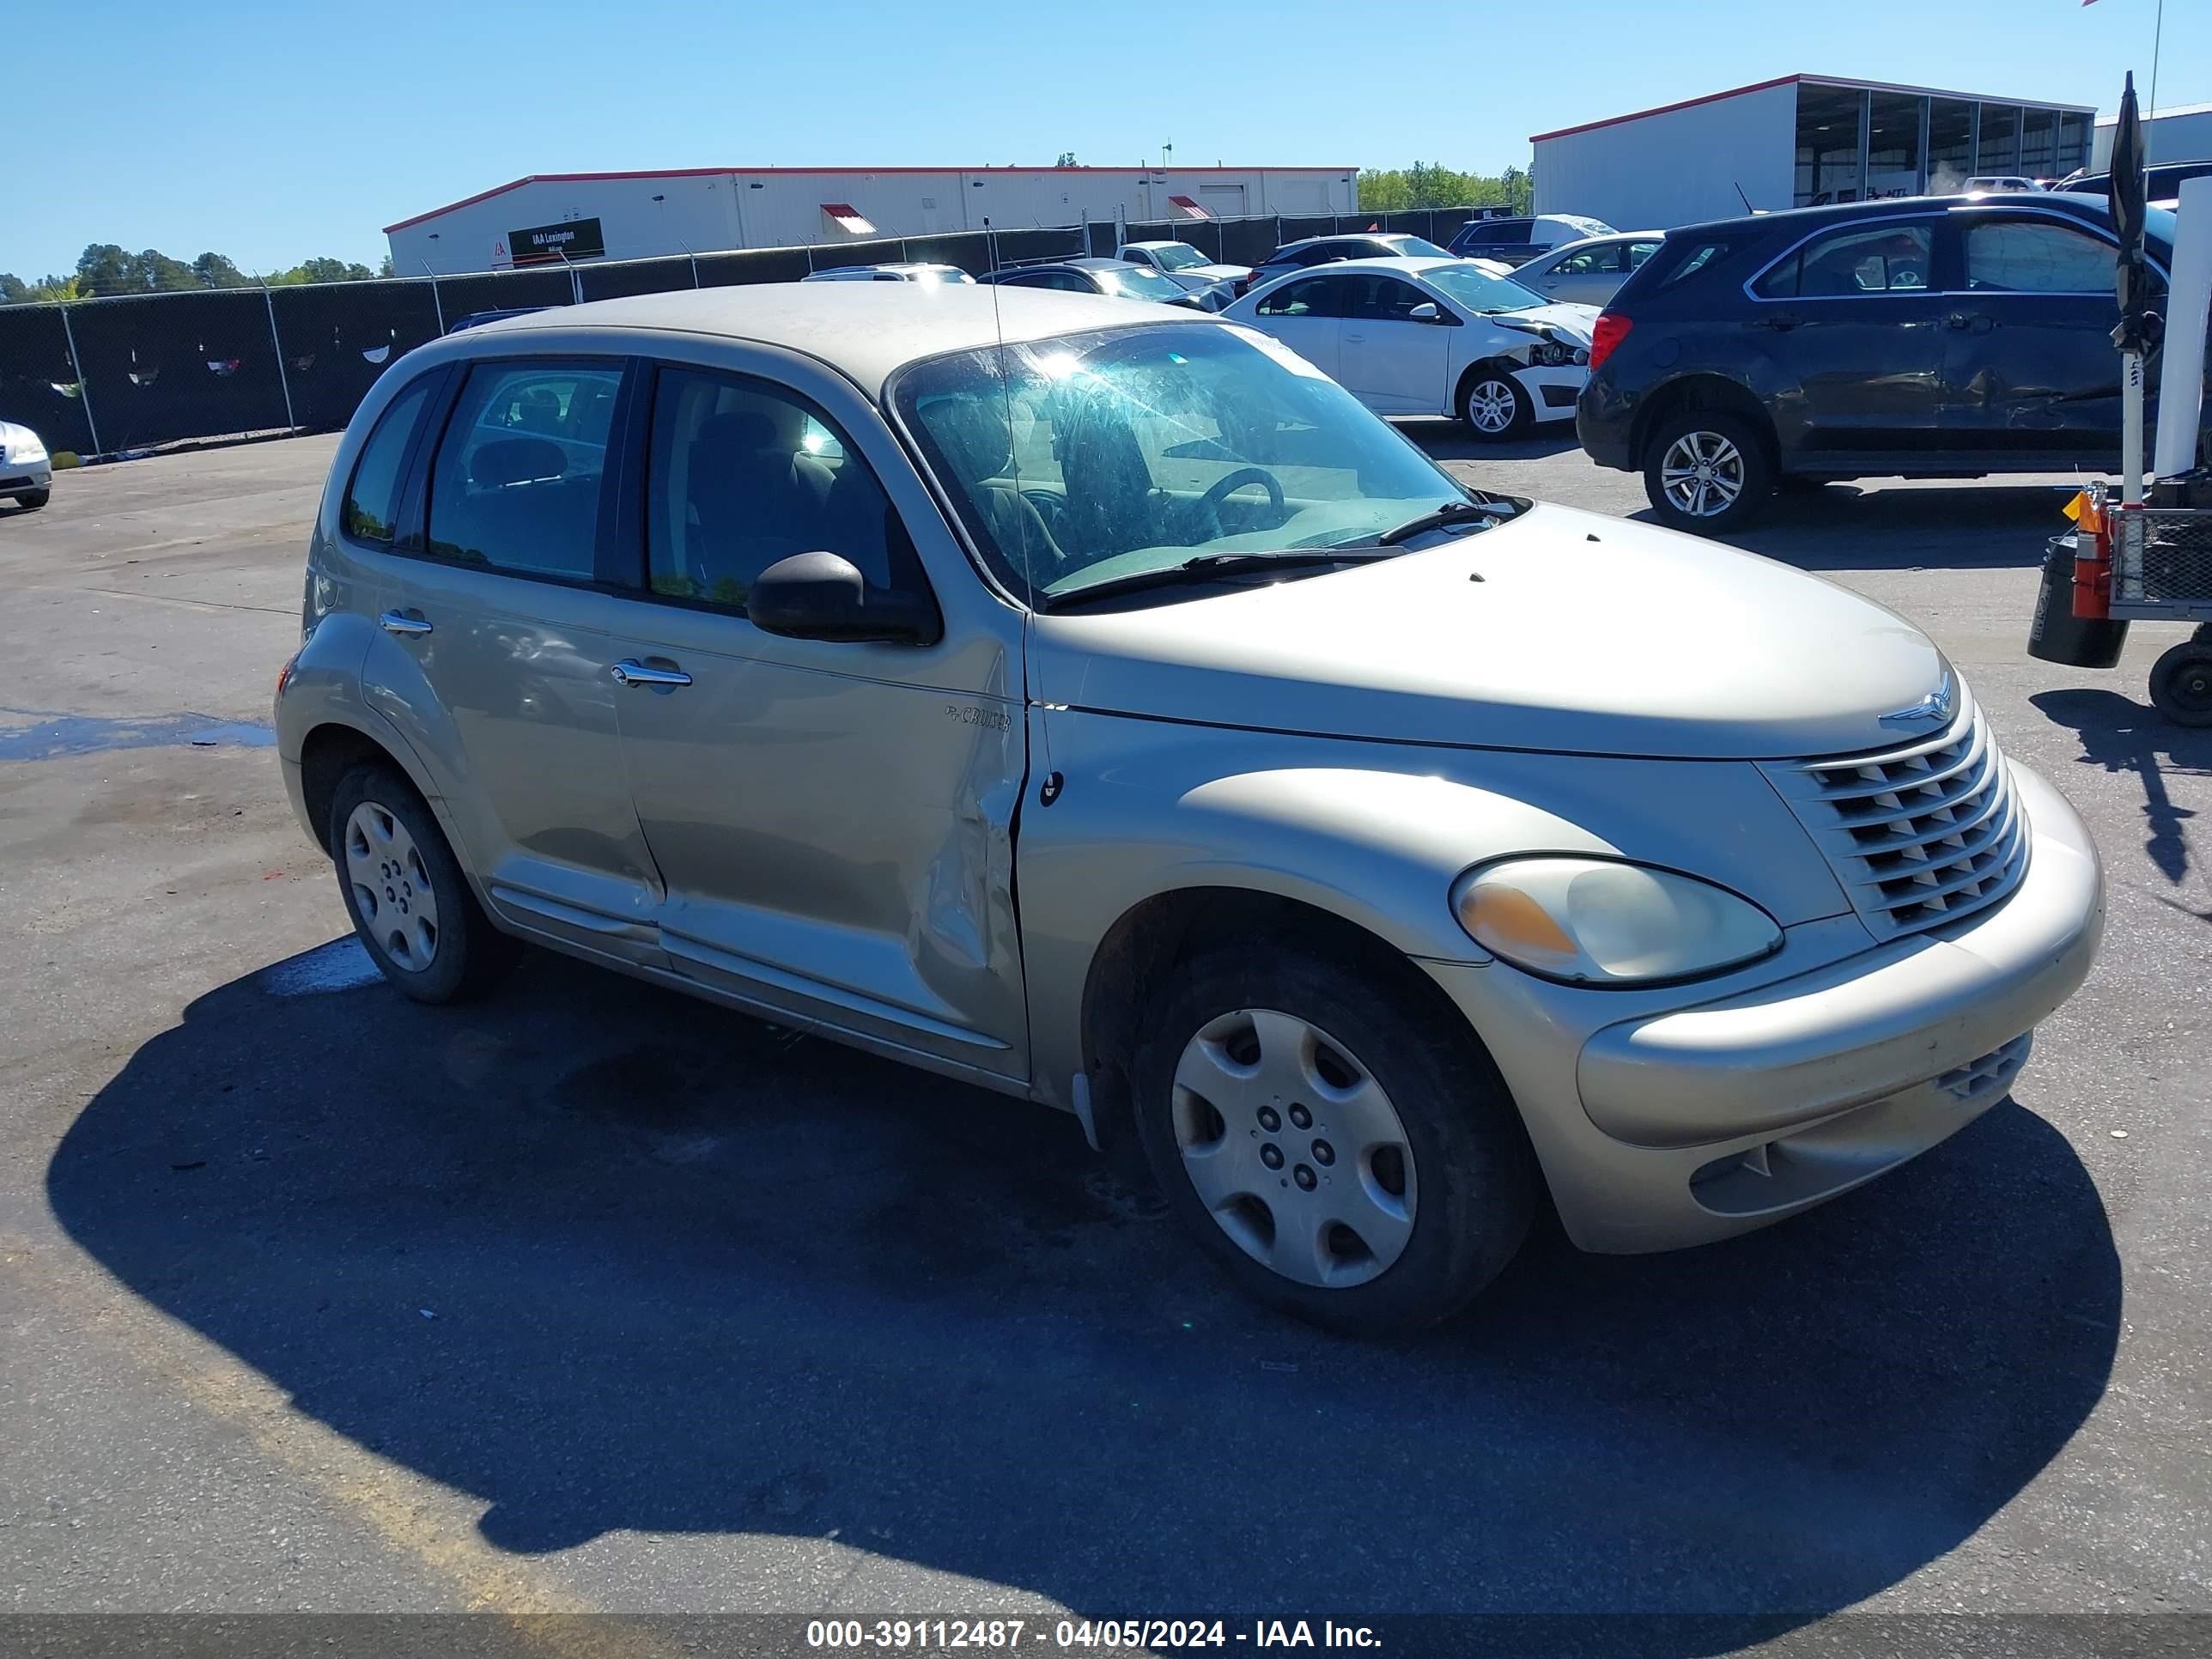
[1170,1008,1417,1289]
[1659,430,1746,517]
[343,801,441,971]
[1467,379,1517,434]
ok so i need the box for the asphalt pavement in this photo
[0,431,2206,1650]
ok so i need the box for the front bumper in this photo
[1510,365,1588,422]
[1423,763,2105,1254]
[2,453,52,494]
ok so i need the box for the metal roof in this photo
[1532,74,2096,145]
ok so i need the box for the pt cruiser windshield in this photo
[893,324,1487,605]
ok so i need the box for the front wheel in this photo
[1461,368,1534,441]
[1131,947,1535,1334]
[13,489,49,511]
[1642,410,1775,533]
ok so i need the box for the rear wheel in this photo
[1642,410,1774,533]
[14,489,49,511]
[1461,367,1534,441]
[328,763,519,1003]
[1131,945,1535,1334]
[2149,641,2212,728]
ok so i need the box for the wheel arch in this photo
[1453,355,1528,415]
[1629,373,1780,473]
[296,717,440,853]
[1076,885,1497,1157]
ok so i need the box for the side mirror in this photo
[1408,301,1443,322]
[747,552,942,646]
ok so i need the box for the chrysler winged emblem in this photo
[1880,673,1956,729]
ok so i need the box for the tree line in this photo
[1357,161,1534,215]
[2,245,397,306]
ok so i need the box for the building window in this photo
[2057,112,2092,176]
[1928,99,1976,193]
[1977,105,2021,176]
[2020,108,2057,180]
[1796,83,1868,209]
[1867,92,1926,199]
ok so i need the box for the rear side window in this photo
[1256,276,1345,318]
[1755,223,1934,298]
[424,361,623,580]
[1472,222,1532,246]
[341,375,435,544]
[1656,240,1732,288]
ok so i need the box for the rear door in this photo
[1249,274,1349,379]
[598,353,1030,1082]
[1338,273,1453,413]
[1938,209,2132,461]
[1744,216,1950,460]
[356,355,670,965]
[1528,242,1627,305]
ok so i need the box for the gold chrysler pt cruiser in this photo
[275,284,2104,1334]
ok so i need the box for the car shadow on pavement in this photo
[1405,423,1586,465]
[48,943,2119,1634]
[2033,687,2209,885]
[1630,483,2080,571]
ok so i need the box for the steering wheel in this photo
[1188,465,1287,540]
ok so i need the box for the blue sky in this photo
[9,0,2205,280]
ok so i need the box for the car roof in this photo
[1065,256,1139,270]
[1269,233,1403,254]
[1247,256,1462,286]
[811,262,966,275]
[1665,190,2115,240]
[434,283,1178,394]
[1540,230,1662,252]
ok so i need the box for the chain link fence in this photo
[0,208,1487,456]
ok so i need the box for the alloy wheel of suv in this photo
[1642,410,1775,534]
[1132,945,1535,1334]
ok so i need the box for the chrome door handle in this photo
[611,659,692,689]
[1344,331,1365,343]
[380,610,432,636]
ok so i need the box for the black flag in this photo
[2111,70,2159,353]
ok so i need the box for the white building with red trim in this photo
[1532,75,2096,233]
[384,165,1358,276]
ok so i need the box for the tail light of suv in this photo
[1589,313,1633,372]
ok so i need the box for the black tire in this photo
[327,762,520,1003]
[1130,945,1536,1335]
[1459,365,1534,441]
[2148,641,2212,728]
[14,489,49,511]
[1641,409,1775,534]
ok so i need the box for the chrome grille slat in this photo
[1759,700,2030,941]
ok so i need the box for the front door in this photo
[1338,273,1453,413]
[602,357,1030,1082]
[1249,273,1349,381]
[357,355,669,966]
[1746,217,1949,461]
[1939,210,2134,462]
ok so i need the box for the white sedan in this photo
[1220,257,1598,439]
[2,419,53,511]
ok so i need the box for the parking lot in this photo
[2,431,2207,1641]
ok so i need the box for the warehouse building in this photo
[1532,75,2096,232]
[2094,100,2212,170]
[385,165,1358,276]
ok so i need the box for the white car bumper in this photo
[3,447,52,495]
[1511,365,1589,424]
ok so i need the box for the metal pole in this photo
[420,260,444,333]
[57,301,103,457]
[2122,353,2146,504]
[261,279,298,431]
[2147,0,2166,166]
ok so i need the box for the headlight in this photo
[1452,857,1782,986]
[10,436,46,463]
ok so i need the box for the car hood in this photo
[1487,302,1601,344]
[1030,504,1948,760]
[0,420,39,447]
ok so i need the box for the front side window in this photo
[646,368,914,614]
[893,323,1474,604]
[342,374,435,544]
[423,361,623,579]
[1149,243,1207,272]
[1755,223,1934,298]
[1345,275,1433,321]
[1379,236,1453,259]
[1255,276,1345,319]
[1553,246,1622,276]
[1964,220,2113,292]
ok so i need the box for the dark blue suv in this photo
[1576,192,2202,532]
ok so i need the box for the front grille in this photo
[1759,702,2030,941]
[1938,1033,2033,1104]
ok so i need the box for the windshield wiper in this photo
[1372,499,1510,545]
[1042,550,1396,611]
